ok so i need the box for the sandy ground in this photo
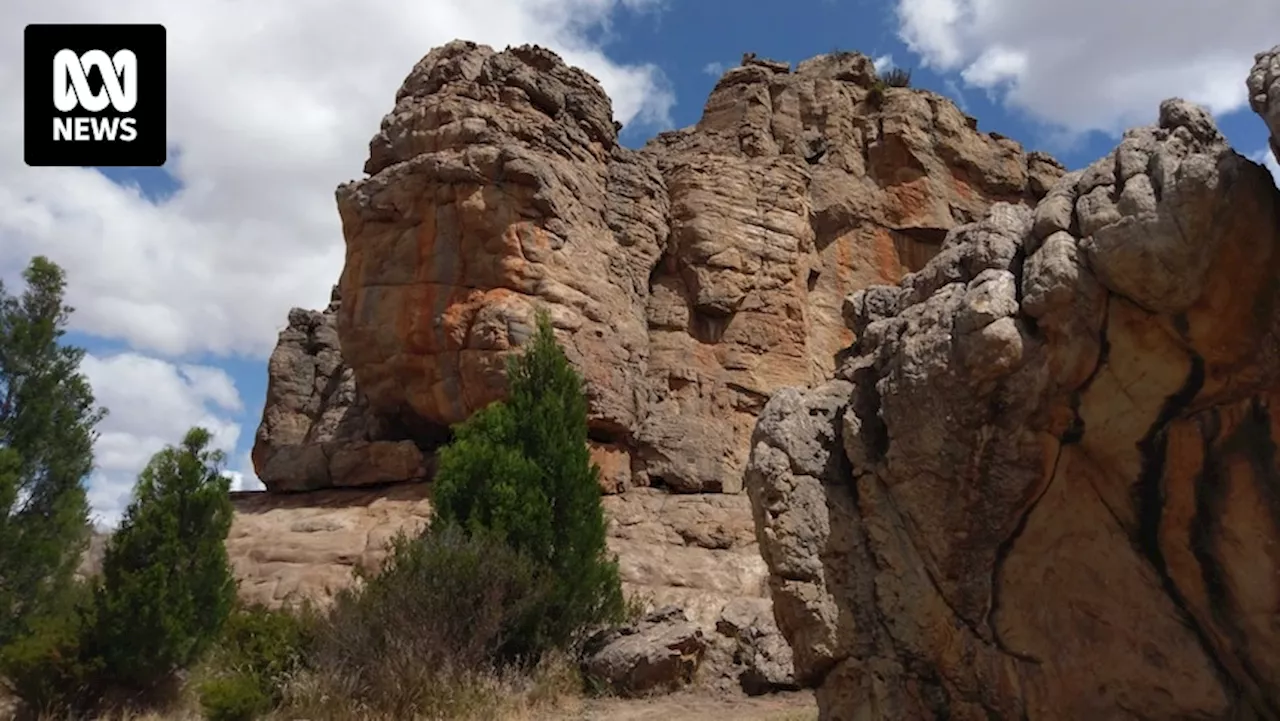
[531,690,818,721]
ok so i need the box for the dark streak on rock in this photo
[985,442,1060,665]
[1192,398,1280,718]
[1067,293,1112,443]
[1132,345,1240,700]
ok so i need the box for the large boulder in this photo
[584,606,708,696]
[747,69,1280,719]
[1250,45,1280,157]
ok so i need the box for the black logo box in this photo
[24,24,167,167]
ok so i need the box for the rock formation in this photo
[1252,46,1280,158]
[252,289,430,492]
[240,40,1060,695]
[254,40,1059,497]
[747,49,1280,719]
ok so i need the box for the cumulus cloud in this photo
[873,54,895,73]
[894,0,1280,133]
[224,449,266,493]
[1,0,676,523]
[1,0,675,359]
[80,353,248,525]
[703,61,725,77]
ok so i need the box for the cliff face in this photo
[240,40,1055,696]
[747,50,1280,719]
[252,41,1059,497]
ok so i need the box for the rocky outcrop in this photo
[748,58,1280,718]
[252,289,430,491]
[254,40,1059,496]
[1251,46,1280,157]
[242,40,1062,700]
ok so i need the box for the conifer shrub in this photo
[198,673,271,721]
[0,256,105,648]
[85,427,237,692]
[2,428,237,715]
[432,309,625,658]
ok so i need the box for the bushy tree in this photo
[433,310,624,656]
[0,256,104,647]
[86,427,237,689]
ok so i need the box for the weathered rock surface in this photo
[252,289,430,491]
[241,40,1063,702]
[227,483,433,606]
[748,77,1280,718]
[255,40,1059,495]
[227,484,790,691]
[584,606,707,695]
[1251,46,1280,157]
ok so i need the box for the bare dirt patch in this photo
[529,689,817,721]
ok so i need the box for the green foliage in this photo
[0,256,105,646]
[86,427,237,690]
[310,524,548,717]
[0,586,102,716]
[432,310,624,656]
[199,673,272,721]
[200,602,315,719]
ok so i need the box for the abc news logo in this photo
[24,24,166,167]
[53,49,140,142]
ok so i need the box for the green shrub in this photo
[432,310,624,657]
[0,601,102,716]
[199,672,272,721]
[201,602,314,716]
[313,525,548,706]
[881,66,912,87]
[85,427,237,691]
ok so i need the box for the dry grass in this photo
[2,656,579,721]
[269,649,582,721]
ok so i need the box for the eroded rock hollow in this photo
[747,48,1280,718]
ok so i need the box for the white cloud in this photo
[0,0,675,360]
[873,54,895,73]
[1,0,675,524]
[1253,147,1280,186]
[895,0,1280,133]
[703,61,725,76]
[224,449,266,493]
[80,352,247,526]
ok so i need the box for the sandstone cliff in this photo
[747,48,1280,719]
[253,41,1059,497]
[240,41,1057,695]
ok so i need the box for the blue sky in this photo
[3,0,1278,525]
